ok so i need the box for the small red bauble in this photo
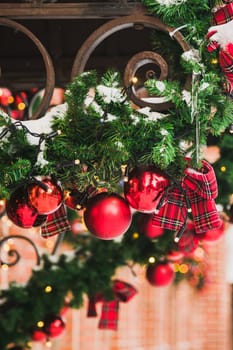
[6,186,39,228]
[31,329,47,342]
[146,262,175,287]
[84,192,132,240]
[44,315,65,338]
[124,165,170,213]
[136,213,164,239]
[27,177,63,215]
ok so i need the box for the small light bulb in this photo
[220,165,227,172]
[131,76,138,84]
[132,232,139,239]
[148,256,156,264]
[37,320,44,328]
[44,285,53,293]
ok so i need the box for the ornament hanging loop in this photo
[191,70,202,167]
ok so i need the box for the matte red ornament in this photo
[31,329,47,342]
[27,177,63,215]
[124,165,170,213]
[146,262,175,287]
[136,213,164,238]
[6,186,39,228]
[84,192,132,240]
[44,315,65,338]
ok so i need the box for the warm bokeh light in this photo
[148,256,156,264]
[37,321,44,328]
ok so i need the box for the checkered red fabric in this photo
[41,203,71,238]
[182,160,222,234]
[152,160,222,237]
[152,186,188,234]
[98,300,119,330]
[87,279,137,330]
[219,48,233,95]
[213,2,233,25]
[206,2,233,95]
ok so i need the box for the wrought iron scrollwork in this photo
[0,234,41,267]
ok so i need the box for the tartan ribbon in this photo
[87,279,137,330]
[206,2,233,95]
[152,160,222,236]
[213,2,233,25]
[41,203,71,238]
[219,48,233,96]
[152,184,190,236]
[182,160,222,234]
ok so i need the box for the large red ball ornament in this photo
[124,166,170,213]
[136,213,164,239]
[27,177,63,215]
[146,262,175,287]
[44,315,65,338]
[84,192,132,240]
[6,186,39,228]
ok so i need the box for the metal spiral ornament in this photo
[0,234,41,267]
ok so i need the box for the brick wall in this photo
[0,217,232,350]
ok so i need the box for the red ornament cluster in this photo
[32,315,66,342]
[6,177,63,229]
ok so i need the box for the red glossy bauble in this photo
[44,315,65,338]
[124,165,170,213]
[136,213,164,239]
[146,262,175,287]
[84,192,132,240]
[31,329,47,342]
[27,177,63,215]
[6,186,39,228]
[197,220,225,242]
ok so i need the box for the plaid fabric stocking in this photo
[182,160,222,234]
[41,203,71,238]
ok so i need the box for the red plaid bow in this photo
[152,185,189,236]
[213,2,233,25]
[152,160,222,238]
[41,203,71,238]
[182,160,222,234]
[87,279,137,330]
[206,2,233,96]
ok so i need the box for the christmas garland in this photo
[0,0,233,349]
